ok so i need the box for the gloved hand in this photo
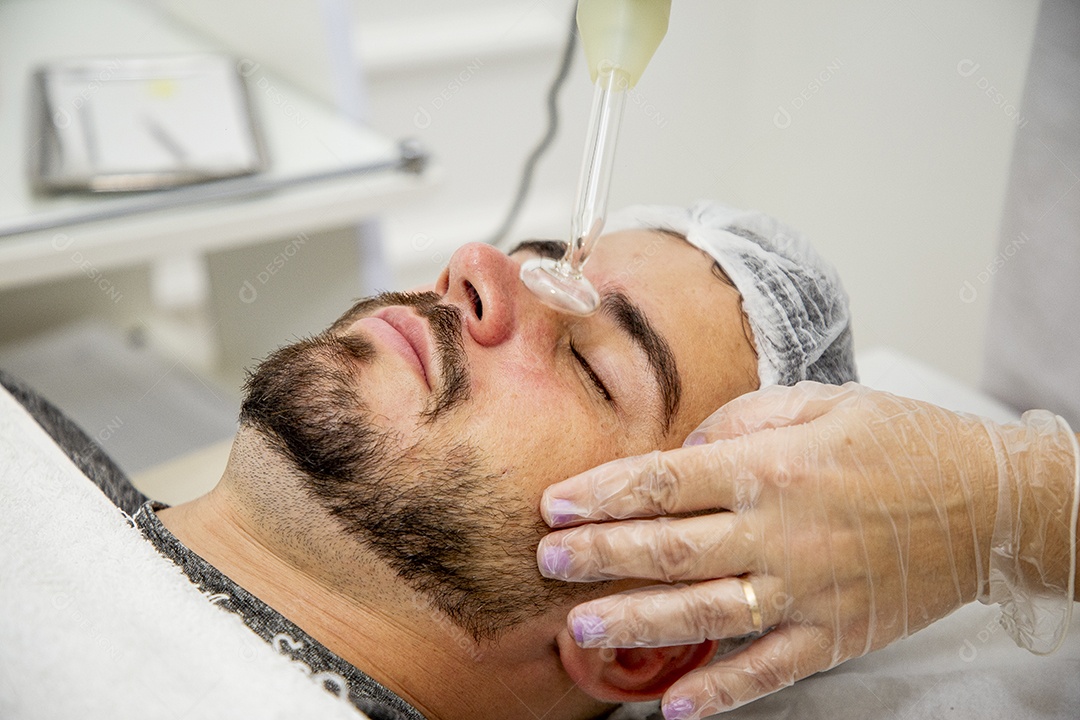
[537,382,1079,719]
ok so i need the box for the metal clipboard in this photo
[28,55,269,193]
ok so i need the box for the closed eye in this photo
[570,341,613,404]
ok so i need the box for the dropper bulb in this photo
[577,0,671,87]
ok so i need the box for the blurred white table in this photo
[0,0,431,291]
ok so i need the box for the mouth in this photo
[369,307,434,390]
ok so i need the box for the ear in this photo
[556,628,718,703]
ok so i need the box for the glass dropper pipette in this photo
[520,0,671,316]
[520,65,628,315]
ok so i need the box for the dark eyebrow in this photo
[507,239,567,259]
[599,289,681,434]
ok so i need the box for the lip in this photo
[358,307,434,390]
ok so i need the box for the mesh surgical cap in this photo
[604,201,857,387]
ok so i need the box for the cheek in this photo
[453,369,626,499]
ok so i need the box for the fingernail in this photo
[571,614,607,646]
[663,697,696,720]
[683,433,706,447]
[545,497,584,526]
[539,544,571,578]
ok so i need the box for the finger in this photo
[541,442,771,527]
[537,514,748,582]
[566,576,784,648]
[685,381,863,446]
[661,624,834,719]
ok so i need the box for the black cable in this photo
[484,3,578,248]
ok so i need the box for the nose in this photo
[436,243,520,347]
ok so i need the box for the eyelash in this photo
[570,341,613,403]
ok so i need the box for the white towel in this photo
[0,385,366,720]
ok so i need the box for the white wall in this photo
[357,0,1041,385]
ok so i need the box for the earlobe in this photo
[557,628,718,703]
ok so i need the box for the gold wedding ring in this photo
[740,578,763,634]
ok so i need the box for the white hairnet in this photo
[605,201,856,387]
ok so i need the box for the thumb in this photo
[685,381,864,446]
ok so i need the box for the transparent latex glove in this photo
[537,382,1080,719]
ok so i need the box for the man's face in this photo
[240,229,758,639]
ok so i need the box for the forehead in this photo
[546,229,758,443]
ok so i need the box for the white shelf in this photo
[0,0,433,290]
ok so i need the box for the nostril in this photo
[465,281,483,319]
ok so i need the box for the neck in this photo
[158,484,609,720]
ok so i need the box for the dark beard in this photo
[239,291,600,640]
